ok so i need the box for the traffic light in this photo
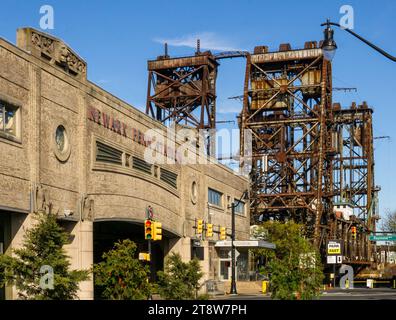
[351,226,357,240]
[206,223,213,238]
[145,219,153,240]
[153,221,162,241]
[197,219,203,234]
[220,227,226,240]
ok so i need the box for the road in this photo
[211,288,396,300]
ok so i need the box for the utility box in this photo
[262,280,269,293]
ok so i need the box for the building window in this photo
[191,240,204,261]
[208,188,222,207]
[54,124,71,162]
[160,168,178,189]
[234,200,245,215]
[0,101,20,140]
[96,141,123,165]
[191,181,198,204]
[55,125,67,152]
[132,156,152,175]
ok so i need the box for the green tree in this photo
[93,239,152,300]
[0,211,89,300]
[252,221,324,300]
[157,252,203,300]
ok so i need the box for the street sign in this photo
[327,240,342,255]
[369,234,396,241]
[327,255,343,265]
[327,256,336,264]
[228,249,240,259]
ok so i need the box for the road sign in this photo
[327,255,343,264]
[369,235,396,241]
[228,249,240,259]
[138,252,150,261]
[327,240,342,255]
[327,256,336,264]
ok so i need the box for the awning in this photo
[215,240,276,249]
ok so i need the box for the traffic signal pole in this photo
[333,263,336,288]
[230,203,237,295]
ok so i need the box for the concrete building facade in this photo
[0,28,250,299]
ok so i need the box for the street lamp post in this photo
[229,190,249,295]
[321,19,396,62]
[230,201,237,295]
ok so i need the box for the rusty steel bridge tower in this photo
[145,38,377,265]
[146,42,218,154]
[239,42,376,264]
[332,102,378,264]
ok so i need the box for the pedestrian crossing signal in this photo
[153,221,162,241]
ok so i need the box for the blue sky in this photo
[1,0,395,217]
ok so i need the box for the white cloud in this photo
[153,32,241,52]
[217,105,243,114]
[217,98,243,114]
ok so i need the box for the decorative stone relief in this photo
[81,195,94,221]
[31,31,54,59]
[54,41,87,76]
[17,28,87,79]
[33,183,52,214]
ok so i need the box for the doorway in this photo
[219,258,238,281]
[93,220,165,299]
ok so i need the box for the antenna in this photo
[164,42,168,57]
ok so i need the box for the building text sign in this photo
[87,106,182,163]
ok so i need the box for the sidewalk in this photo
[210,292,271,300]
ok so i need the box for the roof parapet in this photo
[16,27,87,80]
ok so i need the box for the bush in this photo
[93,239,153,300]
[197,293,210,300]
[0,211,89,300]
[157,253,203,300]
[253,221,324,300]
